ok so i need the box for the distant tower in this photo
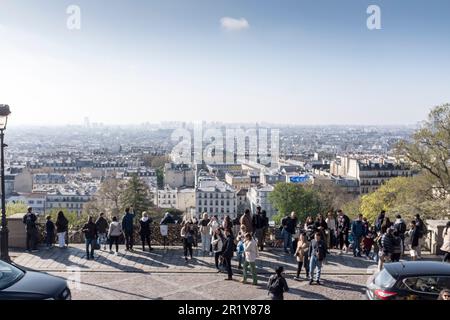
[84,117,90,128]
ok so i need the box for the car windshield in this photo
[0,261,25,290]
[374,269,397,288]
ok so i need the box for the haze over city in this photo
[1,0,449,127]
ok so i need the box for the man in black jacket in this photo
[308,232,327,285]
[281,212,298,254]
[22,207,39,252]
[221,229,234,280]
[337,210,350,253]
[82,216,98,260]
[252,206,268,251]
[95,212,109,250]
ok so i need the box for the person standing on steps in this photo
[198,212,211,256]
[240,209,253,236]
[222,228,235,281]
[139,211,153,252]
[82,216,98,260]
[281,212,298,254]
[22,207,39,252]
[294,232,310,280]
[308,232,327,285]
[336,210,350,253]
[241,233,258,285]
[181,221,195,262]
[351,214,366,257]
[56,211,69,249]
[95,212,109,251]
[108,216,122,255]
[45,215,55,249]
[252,206,266,251]
[441,221,450,263]
[122,207,135,252]
[212,228,225,272]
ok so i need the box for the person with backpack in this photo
[415,214,427,259]
[221,228,235,280]
[294,232,310,280]
[122,207,135,251]
[336,210,350,253]
[22,207,39,252]
[351,214,366,257]
[198,212,211,255]
[441,221,450,263]
[81,216,98,260]
[55,211,69,249]
[139,211,153,252]
[377,225,388,271]
[393,214,407,256]
[181,221,195,262]
[391,229,402,262]
[108,216,122,254]
[267,266,289,300]
[95,212,109,251]
[45,215,55,249]
[241,233,258,285]
[308,232,327,285]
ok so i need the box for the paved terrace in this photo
[9,246,440,300]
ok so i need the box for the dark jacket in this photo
[308,239,327,261]
[23,213,38,232]
[375,214,385,232]
[160,214,175,225]
[46,220,55,234]
[222,234,234,258]
[252,213,267,230]
[351,220,366,238]
[139,218,152,236]
[282,217,297,234]
[95,216,109,234]
[267,274,289,299]
[56,216,69,233]
[381,233,394,254]
[410,228,420,248]
[122,212,135,233]
[82,222,97,240]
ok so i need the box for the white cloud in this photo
[220,17,249,31]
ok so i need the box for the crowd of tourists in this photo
[22,205,450,299]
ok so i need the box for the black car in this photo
[366,261,450,300]
[0,259,71,300]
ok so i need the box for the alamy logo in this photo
[170,125,280,167]
[67,5,81,30]
[367,5,382,30]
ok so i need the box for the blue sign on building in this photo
[289,175,310,183]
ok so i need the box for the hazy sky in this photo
[0,0,449,126]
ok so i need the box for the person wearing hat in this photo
[267,266,289,300]
[22,207,39,252]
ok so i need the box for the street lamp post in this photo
[0,104,11,262]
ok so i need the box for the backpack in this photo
[186,232,194,245]
[268,276,284,295]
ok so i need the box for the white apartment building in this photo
[247,185,277,220]
[155,186,178,209]
[196,181,237,218]
[45,189,92,216]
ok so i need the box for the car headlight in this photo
[59,288,71,300]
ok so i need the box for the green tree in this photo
[269,183,321,224]
[85,177,124,218]
[396,103,450,195]
[6,202,29,217]
[120,174,153,217]
[156,168,164,189]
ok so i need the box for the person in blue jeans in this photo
[281,212,298,254]
[122,207,136,251]
[308,232,327,285]
[82,216,98,260]
[351,214,366,257]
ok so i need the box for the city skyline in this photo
[1,0,449,126]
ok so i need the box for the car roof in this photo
[384,261,450,278]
